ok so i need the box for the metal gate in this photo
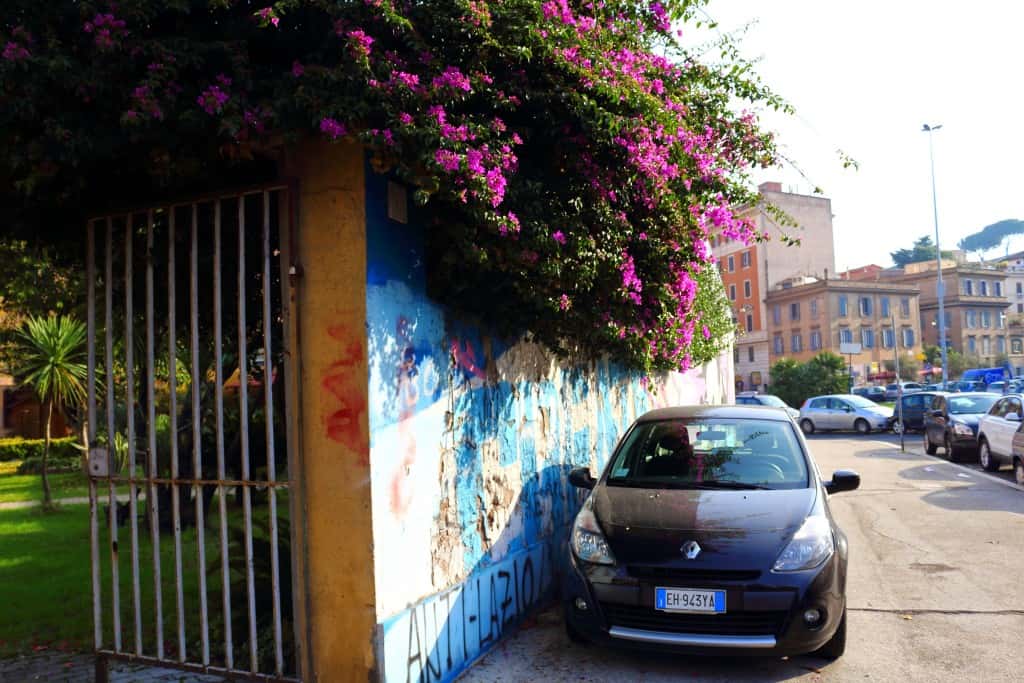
[85,184,300,681]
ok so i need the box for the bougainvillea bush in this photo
[0,0,785,373]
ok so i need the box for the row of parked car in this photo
[738,389,1024,486]
[854,378,1024,403]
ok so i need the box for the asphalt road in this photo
[460,433,1024,682]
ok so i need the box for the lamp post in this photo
[923,123,947,385]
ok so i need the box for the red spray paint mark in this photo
[391,317,419,517]
[451,338,486,380]
[321,325,368,462]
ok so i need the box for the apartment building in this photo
[713,182,836,391]
[764,279,923,385]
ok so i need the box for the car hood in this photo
[950,413,983,428]
[593,485,816,568]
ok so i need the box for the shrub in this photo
[0,437,79,462]
[16,450,81,475]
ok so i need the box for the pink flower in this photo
[428,105,447,125]
[2,41,30,61]
[319,118,347,139]
[466,149,485,174]
[432,66,472,92]
[197,85,230,115]
[291,60,305,77]
[434,149,460,172]
[702,325,711,339]
[347,29,374,58]
[390,70,420,90]
[552,231,567,245]
[398,112,414,125]
[559,294,571,311]
[83,13,128,51]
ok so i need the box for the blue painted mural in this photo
[363,168,729,682]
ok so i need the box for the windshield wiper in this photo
[681,481,772,490]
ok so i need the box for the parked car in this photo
[987,381,1008,394]
[564,405,858,659]
[922,392,999,461]
[1008,424,1024,486]
[888,391,943,433]
[976,394,1024,471]
[883,382,924,401]
[853,386,886,403]
[798,394,893,435]
[736,392,799,419]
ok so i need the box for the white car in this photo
[975,394,1023,471]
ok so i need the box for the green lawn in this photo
[0,495,289,664]
[0,463,91,503]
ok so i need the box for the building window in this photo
[748,346,755,362]
[859,296,872,317]
[810,330,822,350]
[734,347,740,363]
[729,284,736,301]
[995,281,1003,297]
[772,304,781,325]
[773,334,784,354]
[982,310,991,328]
[839,327,853,344]
[838,295,848,317]
[900,297,911,317]
[902,327,915,348]
[746,313,754,332]
[1017,282,1022,296]
[728,255,735,272]
[1018,303,1023,314]
[968,336,977,353]
[998,336,1007,354]
[983,336,991,355]
[741,250,751,268]
[790,302,801,321]
[966,310,977,328]
[880,296,890,318]
[883,328,895,348]
[964,279,974,296]
[1013,338,1023,355]
[862,328,874,348]
[810,299,818,318]
[998,312,1006,329]
[791,333,803,352]
[744,280,752,298]
[980,280,989,297]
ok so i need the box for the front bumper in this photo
[563,550,846,657]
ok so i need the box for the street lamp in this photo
[923,123,947,385]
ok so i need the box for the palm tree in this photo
[17,315,87,507]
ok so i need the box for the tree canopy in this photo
[1,1,786,372]
[769,352,847,409]
[958,219,1024,258]
[890,236,954,268]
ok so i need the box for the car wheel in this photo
[945,434,961,463]
[813,607,846,659]
[854,418,870,435]
[891,419,903,434]
[800,419,815,435]
[978,439,999,472]
[564,610,589,645]
[924,431,938,455]
[1014,459,1024,487]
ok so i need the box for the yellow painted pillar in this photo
[283,139,377,681]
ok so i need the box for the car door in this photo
[830,397,855,430]
[902,394,925,430]
[995,397,1023,457]
[980,398,1009,455]
[926,395,946,443]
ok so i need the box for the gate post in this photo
[283,139,378,681]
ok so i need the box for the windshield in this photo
[757,395,789,408]
[844,395,878,408]
[605,418,809,490]
[948,394,998,415]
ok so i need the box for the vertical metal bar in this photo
[169,209,187,662]
[87,220,102,652]
[238,198,258,672]
[105,219,122,652]
[214,200,234,669]
[263,191,284,675]
[191,205,210,666]
[145,211,164,659]
[125,215,143,656]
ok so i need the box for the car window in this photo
[1009,398,1022,417]
[808,398,827,409]
[991,399,1007,417]
[736,397,752,405]
[605,418,809,490]
[948,394,997,415]
[932,396,945,412]
[903,395,923,409]
[829,398,850,410]
[844,395,876,409]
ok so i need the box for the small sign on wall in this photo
[387,181,408,224]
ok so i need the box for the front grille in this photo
[627,566,761,582]
[602,603,787,636]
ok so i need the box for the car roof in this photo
[636,405,793,423]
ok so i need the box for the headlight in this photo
[571,497,615,565]
[952,422,974,436]
[772,516,834,572]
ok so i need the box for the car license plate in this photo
[655,587,726,614]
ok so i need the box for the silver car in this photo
[799,394,893,435]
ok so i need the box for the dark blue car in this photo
[563,405,859,659]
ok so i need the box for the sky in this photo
[700,0,1024,270]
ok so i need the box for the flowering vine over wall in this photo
[0,0,787,373]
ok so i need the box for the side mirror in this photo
[825,470,860,495]
[568,467,596,490]
[930,409,944,418]
[1008,412,1022,423]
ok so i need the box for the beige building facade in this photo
[764,279,923,385]
[712,181,836,391]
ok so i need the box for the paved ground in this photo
[0,651,221,682]
[461,432,1024,682]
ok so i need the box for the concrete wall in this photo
[361,170,734,682]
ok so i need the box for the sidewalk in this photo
[0,651,224,682]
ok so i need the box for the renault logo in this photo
[681,540,701,559]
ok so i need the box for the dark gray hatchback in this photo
[563,405,859,659]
